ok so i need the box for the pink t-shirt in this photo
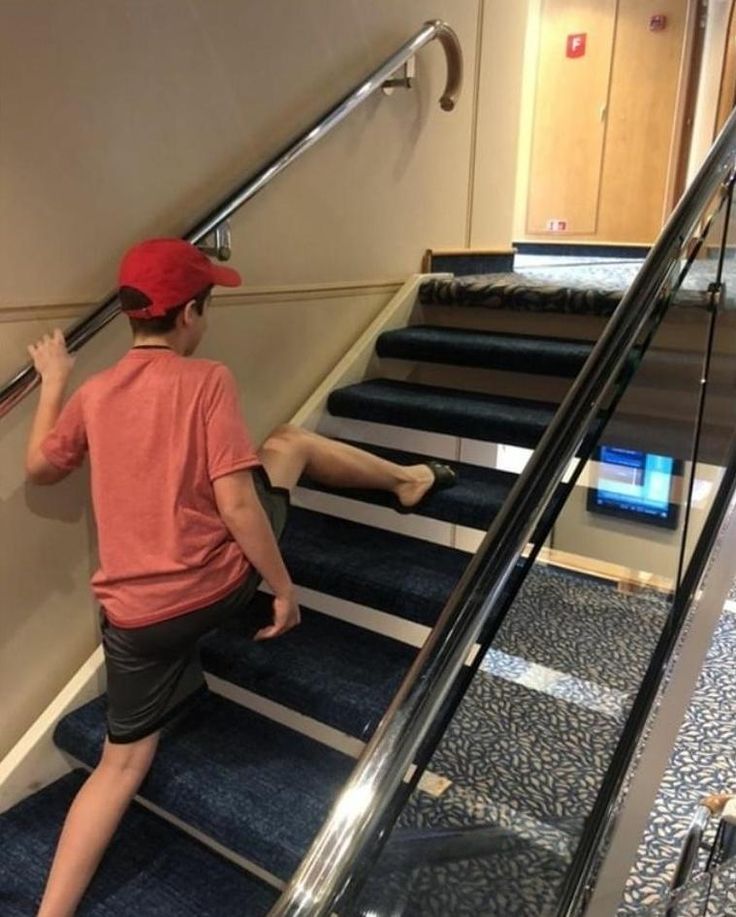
[41,348,261,628]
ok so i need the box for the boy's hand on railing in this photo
[254,589,301,641]
[28,329,75,384]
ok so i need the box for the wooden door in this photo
[526,0,617,235]
[525,0,690,243]
[597,0,689,241]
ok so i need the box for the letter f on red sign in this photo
[566,33,587,58]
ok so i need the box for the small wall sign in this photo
[547,219,568,232]
[566,33,587,58]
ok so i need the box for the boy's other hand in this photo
[28,329,75,383]
[254,590,301,641]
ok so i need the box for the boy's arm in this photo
[25,330,77,484]
[213,470,300,640]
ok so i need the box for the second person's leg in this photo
[258,424,451,509]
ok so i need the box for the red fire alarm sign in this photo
[566,33,587,58]
[649,14,667,31]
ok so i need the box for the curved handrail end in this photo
[424,20,463,112]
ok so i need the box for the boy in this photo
[25,238,455,916]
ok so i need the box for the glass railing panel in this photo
[560,246,722,602]
[344,189,733,917]
[681,182,736,572]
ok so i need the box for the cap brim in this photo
[211,264,242,287]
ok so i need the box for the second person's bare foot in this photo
[394,462,457,511]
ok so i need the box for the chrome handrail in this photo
[267,109,736,916]
[0,19,462,420]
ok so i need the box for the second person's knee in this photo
[263,424,304,453]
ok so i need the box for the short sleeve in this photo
[204,365,261,482]
[41,388,88,471]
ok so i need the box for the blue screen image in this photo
[593,446,674,521]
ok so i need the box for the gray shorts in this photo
[101,467,289,744]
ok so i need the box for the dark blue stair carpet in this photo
[281,506,470,626]
[327,379,557,448]
[376,325,593,378]
[428,250,515,275]
[298,439,516,530]
[200,595,416,740]
[54,693,354,879]
[0,770,277,916]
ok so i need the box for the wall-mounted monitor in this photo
[587,445,681,530]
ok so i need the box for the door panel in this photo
[597,0,689,242]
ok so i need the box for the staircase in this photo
[0,271,672,916]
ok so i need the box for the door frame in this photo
[669,0,709,212]
[716,0,736,132]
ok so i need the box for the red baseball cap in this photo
[118,238,242,318]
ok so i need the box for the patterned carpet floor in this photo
[349,564,670,916]
[351,568,734,916]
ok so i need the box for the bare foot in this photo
[394,465,437,509]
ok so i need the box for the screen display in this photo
[587,445,680,529]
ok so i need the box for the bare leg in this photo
[38,731,159,917]
[258,425,441,509]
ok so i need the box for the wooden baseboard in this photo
[538,547,673,594]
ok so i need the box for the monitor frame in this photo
[586,445,683,531]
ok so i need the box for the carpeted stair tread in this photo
[418,274,709,316]
[327,379,557,448]
[419,274,624,316]
[376,325,593,378]
[298,439,516,530]
[281,506,470,626]
[54,694,354,879]
[0,770,278,916]
[200,595,416,739]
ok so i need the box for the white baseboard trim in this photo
[207,674,365,760]
[292,486,460,546]
[0,647,106,814]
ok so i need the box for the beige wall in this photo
[469,2,531,246]
[514,0,544,241]
[687,0,731,182]
[553,466,685,583]
[0,2,532,757]
[552,458,725,583]
[0,0,526,309]
[0,284,395,760]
